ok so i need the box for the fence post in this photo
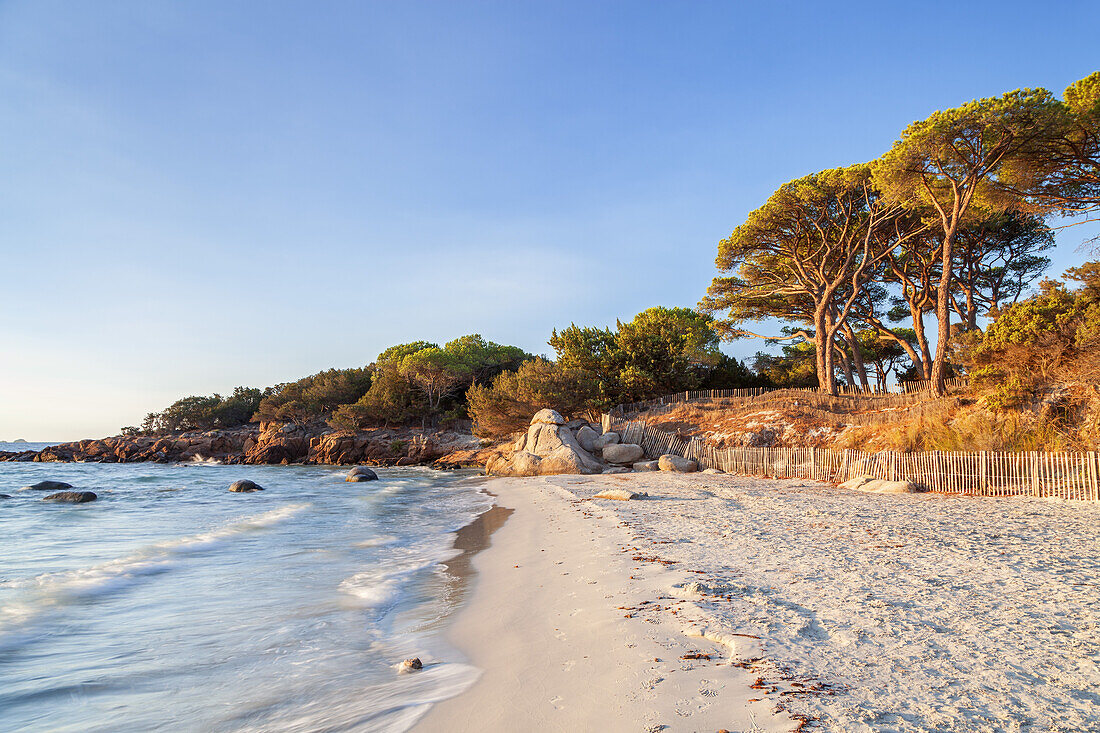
[1091,452,1098,501]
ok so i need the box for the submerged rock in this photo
[24,480,73,491]
[44,491,97,503]
[399,657,423,673]
[658,454,699,473]
[0,494,11,499]
[229,479,264,493]
[346,466,378,482]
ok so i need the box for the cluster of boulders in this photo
[486,409,705,478]
[1,480,100,503]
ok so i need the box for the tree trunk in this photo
[911,305,933,380]
[814,308,833,394]
[845,325,871,391]
[838,340,855,387]
[966,285,978,331]
[931,230,956,396]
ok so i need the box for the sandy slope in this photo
[419,472,1100,733]
[415,476,790,733]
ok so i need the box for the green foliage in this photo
[614,307,722,398]
[326,336,535,431]
[752,341,818,388]
[701,163,928,393]
[549,307,739,406]
[548,325,619,389]
[1002,72,1100,214]
[443,334,530,386]
[398,346,474,415]
[872,88,1060,219]
[466,358,601,437]
[140,386,269,433]
[853,327,914,385]
[704,353,771,390]
[332,359,423,429]
[253,368,373,424]
[965,262,1100,434]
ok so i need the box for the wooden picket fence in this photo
[605,415,1100,502]
[611,378,968,418]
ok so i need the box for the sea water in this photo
[0,460,493,732]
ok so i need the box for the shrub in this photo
[253,368,372,424]
[467,358,600,437]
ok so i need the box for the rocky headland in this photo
[0,421,494,468]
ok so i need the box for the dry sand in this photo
[415,475,790,733]
[419,471,1100,732]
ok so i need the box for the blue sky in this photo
[1,0,1098,440]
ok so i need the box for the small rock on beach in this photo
[593,488,646,501]
[658,454,698,473]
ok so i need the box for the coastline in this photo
[415,475,790,733]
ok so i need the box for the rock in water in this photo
[229,479,264,493]
[0,494,12,500]
[399,657,423,672]
[43,491,97,503]
[24,480,73,491]
[658,454,699,473]
[346,466,378,482]
[602,443,644,465]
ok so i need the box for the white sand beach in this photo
[419,472,1100,732]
